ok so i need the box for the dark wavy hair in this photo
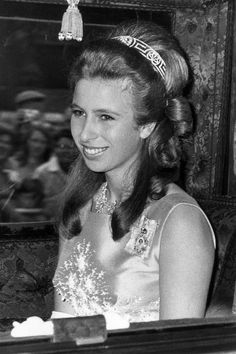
[59,20,193,241]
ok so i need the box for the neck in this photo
[104,157,140,203]
[105,171,135,204]
[105,176,123,203]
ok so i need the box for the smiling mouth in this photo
[83,146,108,156]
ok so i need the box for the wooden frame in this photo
[2,317,236,353]
[0,1,236,340]
[227,0,236,195]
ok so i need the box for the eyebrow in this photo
[70,103,80,110]
[70,103,121,117]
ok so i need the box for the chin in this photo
[83,159,108,173]
[87,166,107,173]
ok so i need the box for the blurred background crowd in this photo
[0,89,77,223]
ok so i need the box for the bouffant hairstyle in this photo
[59,20,193,240]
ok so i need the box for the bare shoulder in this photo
[158,200,215,319]
[161,201,215,257]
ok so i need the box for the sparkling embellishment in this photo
[53,235,161,321]
[53,239,114,316]
[113,36,166,80]
[54,238,160,321]
[94,182,120,215]
[125,215,157,259]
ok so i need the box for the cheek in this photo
[122,121,140,141]
[111,125,141,152]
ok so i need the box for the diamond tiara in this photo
[113,36,166,81]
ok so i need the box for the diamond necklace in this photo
[94,182,120,215]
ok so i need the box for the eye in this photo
[100,114,114,121]
[71,108,85,119]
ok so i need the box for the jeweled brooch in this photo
[125,215,157,259]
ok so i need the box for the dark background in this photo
[0,2,172,112]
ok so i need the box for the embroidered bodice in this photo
[53,190,215,322]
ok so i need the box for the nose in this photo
[79,116,98,142]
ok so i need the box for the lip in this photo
[82,145,108,159]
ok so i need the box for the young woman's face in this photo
[71,78,143,180]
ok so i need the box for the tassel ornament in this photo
[58,0,83,42]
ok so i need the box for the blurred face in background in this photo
[28,130,48,159]
[55,137,76,168]
[16,109,41,141]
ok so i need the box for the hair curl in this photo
[59,20,193,240]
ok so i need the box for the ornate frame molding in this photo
[3,0,229,10]
[227,0,236,194]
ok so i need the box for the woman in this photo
[16,124,51,180]
[53,21,215,322]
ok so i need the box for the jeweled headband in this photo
[113,36,166,81]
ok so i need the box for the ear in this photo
[139,122,156,139]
